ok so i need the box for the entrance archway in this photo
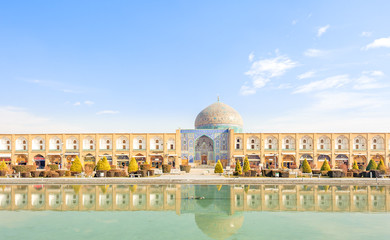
[84,154,96,164]
[48,155,61,165]
[283,155,296,169]
[195,135,214,165]
[151,155,163,168]
[34,154,45,169]
[265,156,278,169]
[353,155,367,169]
[16,154,28,165]
[117,154,129,168]
[372,154,384,165]
[135,154,146,164]
[335,154,349,169]
[300,154,313,168]
[168,156,176,168]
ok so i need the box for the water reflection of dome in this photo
[195,101,243,133]
[195,213,244,240]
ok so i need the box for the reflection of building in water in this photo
[0,185,389,213]
[0,184,389,240]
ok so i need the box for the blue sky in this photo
[1,0,390,133]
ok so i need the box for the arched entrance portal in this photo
[372,154,384,165]
[16,154,28,165]
[283,155,296,168]
[353,155,367,169]
[335,154,349,169]
[34,154,45,169]
[195,135,214,165]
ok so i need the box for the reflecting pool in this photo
[0,184,390,239]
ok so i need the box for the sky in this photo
[1,0,390,133]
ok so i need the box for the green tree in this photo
[97,156,111,171]
[352,160,359,170]
[320,159,331,171]
[377,159,387,173]
[243,157,250,173]
[128,157,139,173]
[366,159,377,171]
[70,156,83,173]
[0,161,8,171]
[235,159,242,175]
[214,160,224,173]
[301,158,312,173]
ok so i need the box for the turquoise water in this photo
[0,184,389,240]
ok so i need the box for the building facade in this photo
[0,100,389,169]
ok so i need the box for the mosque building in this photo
[0,100,389,170]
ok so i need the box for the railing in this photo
[15,150,28,152]
[116,148,129,151]
[133,149,146,151]
[299,148,313,151]
[48,149,62,152]
[264,148,278,151]
[353,148,366,151]
[83,149,95,151]
[0,150,11,152]
[282,149,295,151]
[99,148,112,151]
[317,149,331,151]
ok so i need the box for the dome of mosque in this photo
[195,213,244,240]
[194,101,243,133]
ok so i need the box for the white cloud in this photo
[365,37,390,49]
[84,100,94,105]
[353,71,386,90]
[73,102,81,106]
[361,31,372,37]
[276,83,292,89]
[241,54,298,95]
[304,49,327,57]
[294,74,350,93]
[96,110,119,115]
[292,19,298,25]
[317,24,330,37]
[297,71,316,80]
[248,52,254,62]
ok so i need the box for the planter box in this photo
[312,170,321,175]
[320,171,328,176]
[243,171,251,177]
[51,172,59,178]
[30,171,40,178]
[280,171,290,178]
[370,170,380,178]
[56,170,66,177]
[140,164,151,171]
[0,171,6,177]
[353,172,363,178]
[106,171,115,177]
[180,165,191,173]
[328,170,345,178]
[271,170,281,177]
[262,169,273,177]
[250,170,257,177]
[136,170,148,177]
[21,172,30,178]
[162,164,171,174]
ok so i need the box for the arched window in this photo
[317,136,330,150]
[300,136,313,150]
[246,136,260,150]
[133,136,145,150]
[66,137,78,150]
[0,137,12,151]
[150,136,163,150]
[353,136,366,150]
[335,136,348,150]
[371,135,384,150]
[265,136,277,150]
[116,136,129,150]
[235,137,242,150]
[49,137,62,150]
[167,138,175,150]
[283,136,295,150]
[99,137,112,150]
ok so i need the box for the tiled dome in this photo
[195,102,243,132]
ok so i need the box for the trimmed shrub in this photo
[95,170,107,177]
[136,170,148,177]
[128,157,139,173]
[366,159,377,171]
[301,159,312,173]
[328,170,345,178]
[96,157,111,171]
[147,169,154,176]
[214,160,224,173]
[12,165,26,173]
[0,161,8,171]
[369,170,380,178]
[56,170,66,177]
[377,159,387,174]
[70,156,83,173]
[140,163,151,171]
[30,171,40,178]
[243,157,250,173]
[47,164,59,171]
[320,160,331,171]
[235,159,242,175]
[352,160,359,170]
[280,171,289,178]
[21,172,30,178]
[162,164,171,173]
[180,165,191,173]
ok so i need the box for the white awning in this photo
[0,154,11,158]
[282,152,296,155]
[247,153,260,155]
[149,153,162,156]
[132,156,145,158]
[47,153,61,156]
[168,154,177,156]
[233,155,245,157]
[98,155,112,157]
[265,154,277,156]
[115,154,129,156]
[64,153,79,156]
[353,153,366,156]
[335,153,349,155]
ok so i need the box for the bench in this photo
[6,172,20,178]
[75,172,86,178]
[312,173,321,178]
[129,173,142,178]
